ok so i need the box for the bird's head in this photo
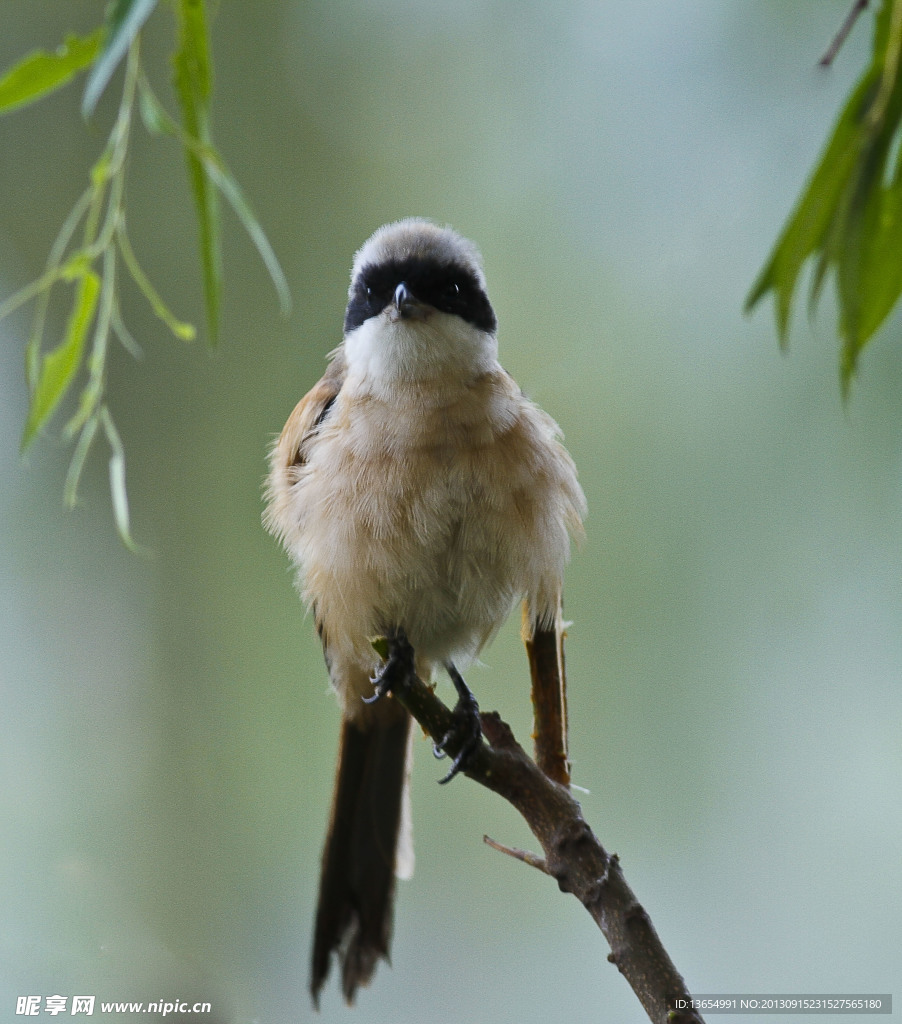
[342,219,498,386]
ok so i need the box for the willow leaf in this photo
[0,30,102,114]
[747,0,902,393]
[22,269,101,450]
[173,0,221,343]
[82,0,158,117]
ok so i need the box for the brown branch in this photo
[390,670,705,1024]
[820,0,869,67]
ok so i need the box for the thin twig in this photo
[820,0,869,67]
[388,667,706,1024]
[483,834,550,874]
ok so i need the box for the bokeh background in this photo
[2,2,900,1022]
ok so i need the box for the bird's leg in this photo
[433,662,482,784]
[363,628,415,703]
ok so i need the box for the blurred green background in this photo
[2,2,900,1022]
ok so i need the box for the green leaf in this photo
[744,71,878,343]
[65,246,116,439]
[116,218,196,340]
[746,0,902,393]
[64,415,99,508]
[100,406,149,555]
[22,269,101,450]
[837,0,902,392]
[138,74,291,321]
[0,30,102,114]
[82,0,158,118]
[173,0,221,343]
[200,149,293,317]
[24,186,95,391]
[137,75,171,134]
[111,297,142,358]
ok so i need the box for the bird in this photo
[263,217,586,1006]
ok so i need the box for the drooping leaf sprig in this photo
[747,0,902,398]
[0,0,290,548]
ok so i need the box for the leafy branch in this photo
[0,0,289,546]
[747,0,902,397]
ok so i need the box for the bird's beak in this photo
[391,282,431,321]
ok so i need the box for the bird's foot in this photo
[363,629,415,704]
[433,663,482,784]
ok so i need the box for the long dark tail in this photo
[310,706,412,1006]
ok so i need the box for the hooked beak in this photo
[390,282,431,322]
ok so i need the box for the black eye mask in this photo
[344,255,497,335]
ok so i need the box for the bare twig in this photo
[483,834,550,874]
[389,668,705,1024]
[820,0,869,67]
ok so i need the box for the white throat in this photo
[343,311,499,393]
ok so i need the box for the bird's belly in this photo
[297,440,525,672]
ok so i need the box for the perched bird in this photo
[264,218,586,1005]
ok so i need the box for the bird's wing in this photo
[263,349,346,555]
[274,349,346,471]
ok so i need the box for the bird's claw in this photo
[433,664,482,784]
[363,629,414,704]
